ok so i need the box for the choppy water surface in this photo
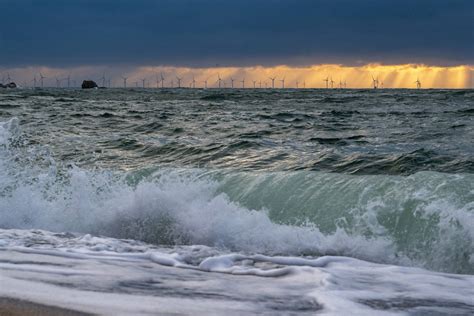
[0,88,473,315]
[2,88,473,173]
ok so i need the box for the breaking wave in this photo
[0,117,473,274]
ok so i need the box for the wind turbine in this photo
[259,81,262,88]
[39,73,46,88]
[65,75,71,88]
[192,75,196,89]
[121,76,128,88]
[203,78,209,89]
[415,77,421,89]
[296,81,299,89]
[158,73,165,88]
[100,72,106,87]
[216,74,222,88]
[230,77,235,88]
[323,77,329,88]
[32,75,37,88]
[176,76,182,88]
[240,78,245,88]
[344,80,347,89]
[269,77,276,89]
[155,75,160,88]
[280,77,285,89]
[372,76,378,89]
[55,77,61,88]
[330,77,335,89]
[303,81,306,89]
[141,78,146,88]
[252,80,256,88]
[6,73,11,83]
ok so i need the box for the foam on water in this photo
[0,229,473,315]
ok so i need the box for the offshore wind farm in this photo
[0,1,473,315]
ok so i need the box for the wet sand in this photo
[0,298,91,316]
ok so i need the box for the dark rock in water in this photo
[81,80,98,89]
[0,82,17,88]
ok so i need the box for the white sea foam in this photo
[0,229,473,315]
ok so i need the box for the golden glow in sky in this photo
[136,64,472,89]
[5,64,473,89]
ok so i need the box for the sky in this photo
[0,0,473,88]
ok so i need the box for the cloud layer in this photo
[0,0,473,67]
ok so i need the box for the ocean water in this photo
[0,88,473,315]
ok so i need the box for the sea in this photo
[0,88,473,315]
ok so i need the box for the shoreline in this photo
[0,298,91,316]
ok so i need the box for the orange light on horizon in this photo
[137,64,473,89]
[5,63,473,89]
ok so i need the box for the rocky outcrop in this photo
[81,80,98,89]
[0,82,17,88]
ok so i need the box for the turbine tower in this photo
[121,76,128,88]
[39,73,46,88]
[155,75,160,88]
[240,78,245,88]
[176,76,182,88]
[415,77,421,89]
[160,73,165,88]
[280,77,285,89]
[323,77,329,88]
[100,72,106,87]
[330,77,335,89]
[192,75,196,89]
[66,75,71,88]
[230,77,235,88]
[252,80,256,88]
[372,76,379,89]
[32,75,37,88]
[217,74,222,88]
[142,78,146,88]
[269,77,276,89]
[55,77,61,88]
[203,78,208,89]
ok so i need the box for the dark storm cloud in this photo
[0,0,472,67]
